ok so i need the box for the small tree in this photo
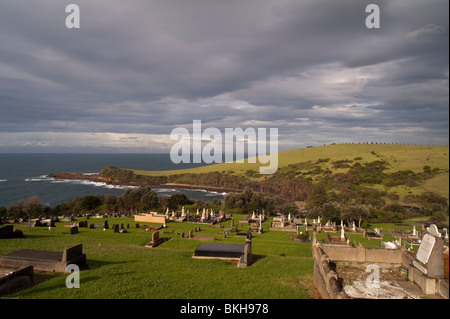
[8,200,26,219]
[278,202,299,216]
[81,195,102,211]
[25,196,43,217]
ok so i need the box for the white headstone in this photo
[412,225,416,236]
[428,224,441,237]
[416,233,436,264]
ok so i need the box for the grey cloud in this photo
[0,0,448,152]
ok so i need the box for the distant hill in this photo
[100,144,449,205]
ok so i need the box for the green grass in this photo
[132,144,449,176]
[1,216,316,299]
[1,214,443,299]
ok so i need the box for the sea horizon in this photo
[0,153,224,208]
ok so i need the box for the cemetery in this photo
[312,224,449,299]
[0,212,448,299]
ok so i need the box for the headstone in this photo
[180,232,185,238]
[103,220,109,229]
[152,231,159,242]
[120,223,124,229]
[413,224,444,277]
[189,230,194,239]
[69,226,78,235]
[113,224,119,233]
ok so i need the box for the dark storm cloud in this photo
[0,0,448,152]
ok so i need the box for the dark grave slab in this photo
[0,265,33,296]
[194,243,245,259]
[0,244,86,273]
[193,242,252,267]
[0,225,24,239]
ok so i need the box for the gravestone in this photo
[69,226,78,235]
[145,231,166,248]
[413,224,444,278]
[1,225,24,239]
[180,232,185,238]
[103,221,109,229]
[113,224,119,233]
[189,230,194,239]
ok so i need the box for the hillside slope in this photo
[101,144,449,203]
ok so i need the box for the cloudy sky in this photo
[0,0,448,153]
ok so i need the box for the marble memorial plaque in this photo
[416,233,435,264]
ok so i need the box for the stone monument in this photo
[412,224,444,278]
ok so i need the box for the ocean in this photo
[0,153,225,208]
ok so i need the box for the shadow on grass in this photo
[84,259,137,269]
[250,254,266,265]
[17,274,103,297]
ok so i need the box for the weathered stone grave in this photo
[144,231,167,248]
[69,226,78,235]
[412,225,444,277]
[192,241,252,267]
[0,265,34,296]
[0,225,24,239]
[0,244,86,273]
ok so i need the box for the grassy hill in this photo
[124,144,448,201]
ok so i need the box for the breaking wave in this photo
[24,175,137,190]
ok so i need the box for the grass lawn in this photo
[1,215,317,299]
[1,215,444,299]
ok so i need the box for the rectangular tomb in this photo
[0,243,86,273]
[193,242,252,267]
